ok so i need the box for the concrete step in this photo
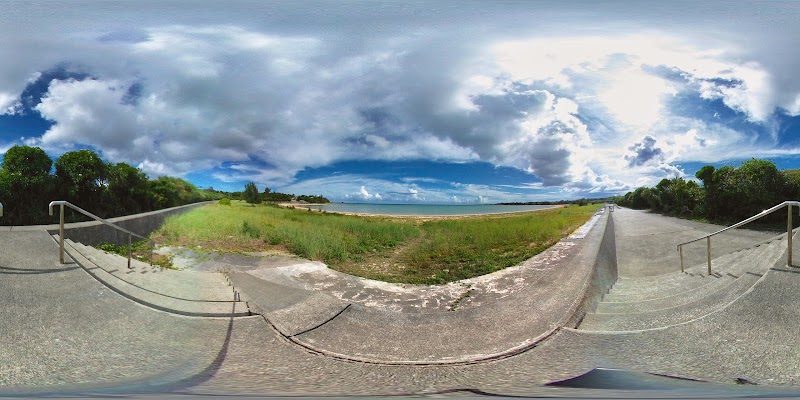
[614,239,776,290]
[596,274,738,314]
[62,238,250,317]
[604,240,779,302]
[581,234,786,331]
[67,240,235,302]
[579,270,763,331]
[609,256,736,297]
[615,233,785,286]
[603,244,777,306]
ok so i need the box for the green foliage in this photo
[97,242,125,254]
[243,181,261,204]
[240,220,260,238]
[158,201,419,266]
[296,194,330,203]
[3,145,52,177]
[618,158,798,223]
[0,146,228,225]
[0,145,56,224]
[149,176,209,209]
[218,198,231,205]
[157,202,600,284]
[263,191,294,202]
[106,162,152,215]
[0,145,325,225]
[55,149,107,207]
[400,205,600,283]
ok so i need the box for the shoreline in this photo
[278,202,565,219]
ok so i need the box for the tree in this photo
[0,145,55,224]
[149,176,206,209]
[244,181,261,204]
[106,162,152,214]
[3,145,52,177]
[54,149,107,208]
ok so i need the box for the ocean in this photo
[303,203,557,216]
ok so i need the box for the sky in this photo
[1,1,800,204]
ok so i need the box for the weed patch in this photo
[155,201,601,284]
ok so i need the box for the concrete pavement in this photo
[3,205,800,397]
[613,207,775,277]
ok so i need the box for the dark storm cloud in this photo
[625,135,664,167]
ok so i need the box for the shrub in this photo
[218,198,231,205]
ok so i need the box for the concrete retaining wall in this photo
[564,208,619,327]
[44,201,213,246]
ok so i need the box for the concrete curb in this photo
[257,208,618,366]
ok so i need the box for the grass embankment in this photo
[155,201,602,284]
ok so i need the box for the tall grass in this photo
[399,205,601,283]
[156,201,420,261]
[156,201,602,284]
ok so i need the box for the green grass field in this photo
[155,201,602,284]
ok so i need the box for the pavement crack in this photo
[289,303,352,337]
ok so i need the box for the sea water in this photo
[303,203,556,216]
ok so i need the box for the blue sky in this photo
[2,1,800,203]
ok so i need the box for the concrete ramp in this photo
[61,238,251,317]
[0,230,236,390]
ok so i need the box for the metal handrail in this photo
[677,200,800,274]
[48,200,154,268]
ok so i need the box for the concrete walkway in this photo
[613,208,776,277]
[0,230,232,392]
[3,206,800,397]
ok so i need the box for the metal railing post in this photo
[48,200,155,268]
[679,245,684,272]
[789,204,793,267]
[127,234,132,269]
[59,203,65,264]
[677,201,800,273]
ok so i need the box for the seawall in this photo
[6,201,213,246]
[563,207,619,327]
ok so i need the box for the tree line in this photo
[615,158,800,224]
[237,181,329,204]
[0,145,225,225]
[0,146,334,225]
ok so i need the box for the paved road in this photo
[613,207,776,277]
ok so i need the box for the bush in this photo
[218,198,231,205]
